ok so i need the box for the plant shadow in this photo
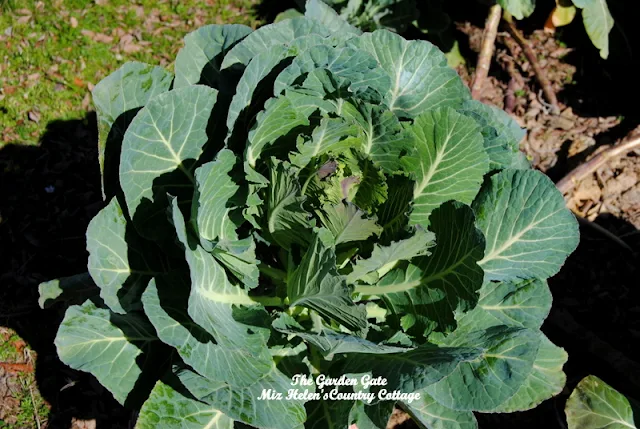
[0,114,135,428]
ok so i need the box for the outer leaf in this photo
[316,201,382,245]
[120,85,218,238]
[170,199,273,361]
[38,273,98,309]
[566,376,639,429]
[498,0,536,20]
[178,367,308,429]
[55,300,158,405]
[288,229,367,331]
[340,345,482,395]
[87,198,160,314]
[211,238,260,290]
[273,45,390,99]
[358,203,485,335]
[455,278,552,333]
[141,275,271,387]
[494,335,567,412]
[349,401,395,429]
[572,0,614,59]
[347,227,435,285]
[425,327,541,412]
[92,62,172,198]
[192,149,241,242]
[346,30,470,118]
[137,380,234,429]
[458,100,528,171]
[402,393,477,429]
[174,24,252,89]
[221,18,335,69]
[404,107,489,228]
[266,161,313,249]
[305,0,362,36]
[474,169,579,282]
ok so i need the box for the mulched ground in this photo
[1,2,639,428]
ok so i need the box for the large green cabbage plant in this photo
[39,1,579,427]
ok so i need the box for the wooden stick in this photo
[504,19,560,114]
[471,4,502,99]
[556,135,640,194]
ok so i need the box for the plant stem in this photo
[471,4,502,99]
[503,18,560,114]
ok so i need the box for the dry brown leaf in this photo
[70,16,78,28]
[16,15,31,25]
[93,32,114,43]
[27,72,40,81]
[27,111,41,123]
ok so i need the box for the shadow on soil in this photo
[0,114,133,428]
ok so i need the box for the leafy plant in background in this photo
[39,0,579,427]
[565,375,639,428]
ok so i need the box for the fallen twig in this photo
[471,4,502,99]
[503,19,560,114]
[556,135,640,194]
[576,215,633,251]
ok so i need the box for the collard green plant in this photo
[40,1,579,427]
[565,375,639,429]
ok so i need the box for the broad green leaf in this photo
[211,238,260,290]
[474,169,579,282]
[316,201,382,245]
[346,30,470,118]
[87,198,160,314]
[174,24,252,89]
[572,0,614,59]
[288,229,367,331]
[566,375,639,429]
[120,85,218,238]
[92,62,173,199]
[273,313,407,358]
[494,335,567,412]
[425,327,541,412]
[55,300,159,405]
[38,273,98,309]
[374,174,414,241]
[305,0,362,36]
[141,275,272,387]
[170,198,272,357]
[498,0,536,20]
[221,18,334,69]
[342,102,414,174]
[137,380,234,429]
[177,367,308,429]
[404,107,489,228]
[455,278,552,333]
[349,401,395,429]
[275,8,304,23]
[192,149,241,242]
[274,45,390,99]
[402,393,477,429]
[347,227,435,285]
[265,161,313,249]
[291,117,361,168]
[357,203,485,335]
[306,399,353,429]
[340,345,482,395]
[459,100,528,171]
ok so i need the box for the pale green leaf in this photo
[305,0,362,36]
[572,0,614,59]
[474,169,579,282]
[38,273,98,310]
[92,62,172,198]
[498,0,536,20]
[349,401,394,429]
[119,85,218,238]
[316,201,382,245]
[346,30,470,118]
[566,375,639,429]
[137,380,234,429]
[55,300,158,405]
[174,24,252,89]
[291,117,361,168]
[211,238,260,290]
[425,327,541,411]
[405,107,489,228]
[402,393,477,429]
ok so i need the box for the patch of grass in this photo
[0,0,262,146]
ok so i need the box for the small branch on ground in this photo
[575,215,633,251]
[503,19,560,114]
[471,4,502,99]
[556,134,640,194]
